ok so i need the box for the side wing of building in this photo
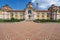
[35,10,50,20]
[7,10,25,19]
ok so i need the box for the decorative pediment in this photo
[26,2,33,8]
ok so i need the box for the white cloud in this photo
[39,5,46,9]
[32,0,35,2]
[31,0,60,10]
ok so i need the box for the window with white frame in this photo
[42,13,44,18]
[11,12,13,17]
[28,10,32,14]
[15,12,18,17]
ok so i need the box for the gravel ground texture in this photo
[0,21,60,40]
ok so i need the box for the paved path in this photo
[0,21,60,40]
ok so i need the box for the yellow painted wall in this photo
[44,13,48,19]
[35,12,48,20]
[0,11,2,15]
[8,13,11,19]
[13,13,18,19]
[12,12,24,19]
[20,13,24,19]
[8,12,50,20]
[57,12,60,15]
[14,14,18,19]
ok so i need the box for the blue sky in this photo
[32,0,60,10]
[0,0,60,10]
[0,0,31,10]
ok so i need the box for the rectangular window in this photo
[20,14,23,18]
[15,15,18,17]
[59,6,60,12]
[37,13,39,17]
[47,13,49,17]
[11,12,13,17]
[15,12,18,17]
[59,10,60,12]
[42,13,44,18]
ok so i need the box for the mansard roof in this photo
[7,10,25,12]
[2,4,12,9]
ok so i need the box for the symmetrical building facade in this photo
[0,2,60,20]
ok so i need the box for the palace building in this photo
[0,2,60,20]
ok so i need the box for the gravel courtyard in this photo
[0,21,60,40]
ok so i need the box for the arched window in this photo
[28,10,32,14]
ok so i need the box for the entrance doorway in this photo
[28,15,31,20]
[28,14,34,21]
[25,10,35,21]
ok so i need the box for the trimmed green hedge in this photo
[33,19,60,23]
[0,19,4,22]
[0,18,25,22]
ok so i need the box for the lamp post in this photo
[36,2,38,10]
[36,2,39,19]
